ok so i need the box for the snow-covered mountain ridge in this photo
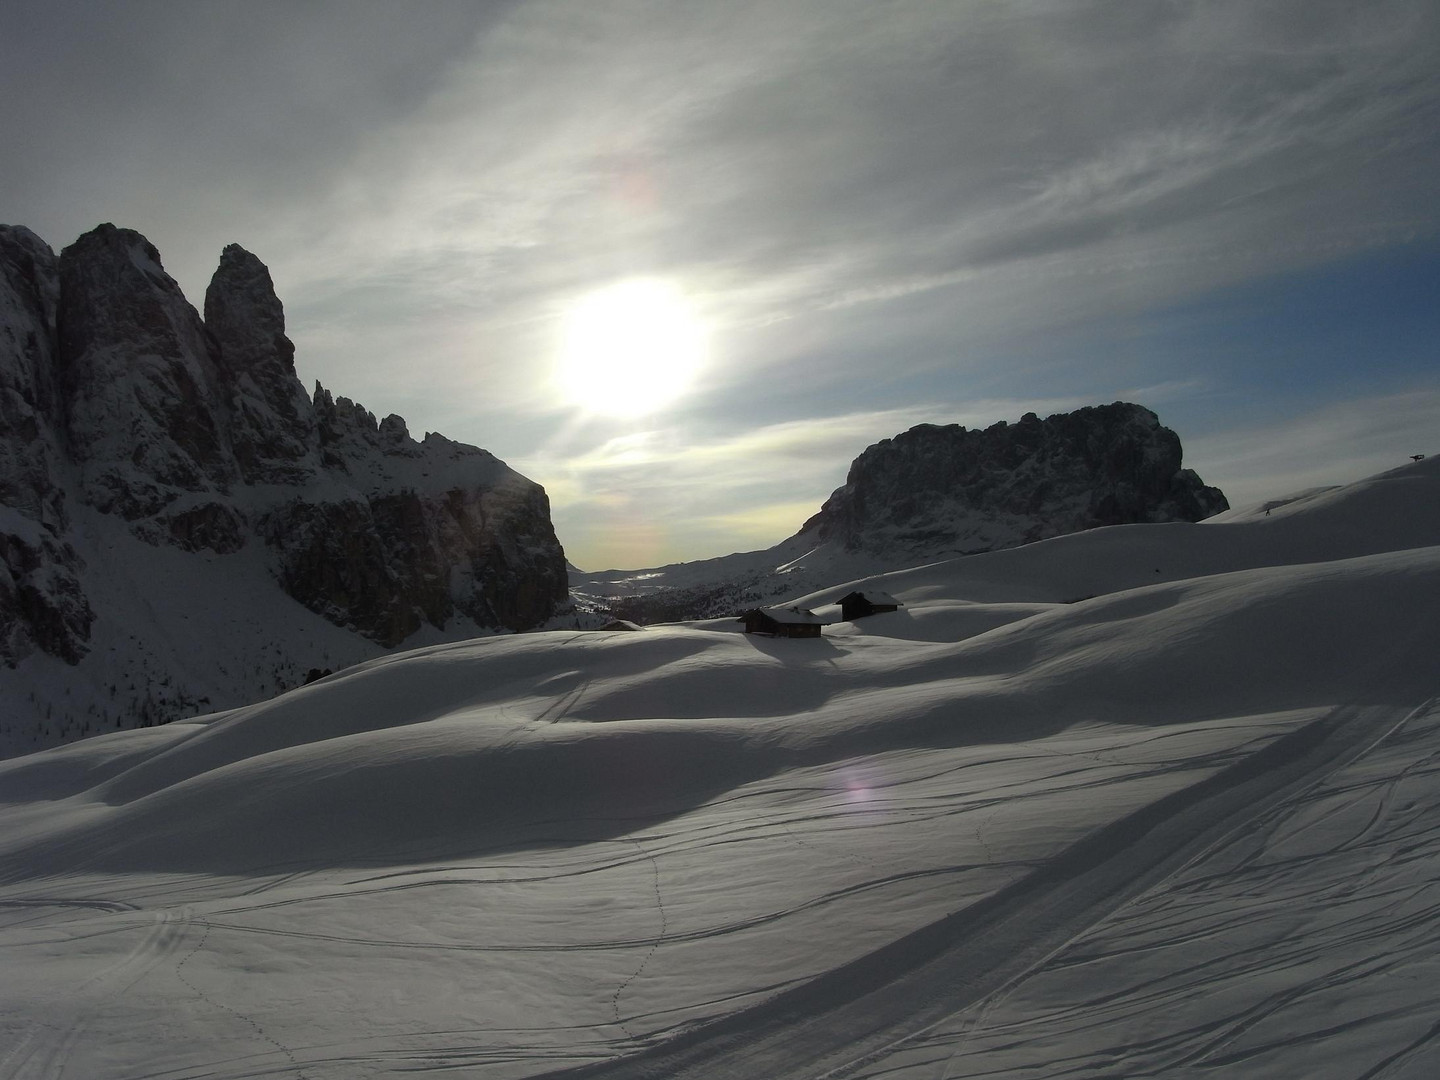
[0,224,568,752]
[574,402,1226,621]
[0,455,1433,1078]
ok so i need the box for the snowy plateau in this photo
[1,453,1438,1079]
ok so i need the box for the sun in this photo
[555,279,706,417]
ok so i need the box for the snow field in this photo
[0,455,1436,1078]
[0,711,1314,1079]
[861,697,1440,1080]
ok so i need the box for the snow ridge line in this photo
[533,700,1424,1080]
[173,911,311,1080]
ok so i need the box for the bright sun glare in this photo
[556,279,707,417]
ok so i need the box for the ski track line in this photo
[537,673,592,725]
[526,699,1428,1080]
[0,897,139,934]
[866,696,1440,1080]
[782,819,882,873]
[865,697,1438,1080]
[0,908,188,1080]
[0,898,138,914]
[202,863,983,956]
[927,701,1440,1079]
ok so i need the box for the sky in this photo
[3,0,1438,571]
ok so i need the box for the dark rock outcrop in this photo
[57,224,237,516]
[799,403,1227,557]
[205,243,318,485]
[0,226,65,529]
[0,223,569,671]
[0,522,94,665]
[0,226,94,663]
[264,473,566,647]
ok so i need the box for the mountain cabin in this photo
[838,590,902,621]
[738,606,824,638]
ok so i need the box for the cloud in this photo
[1187,386,1440,509]
[5,1,1437,567]
[0,2,509,282]
[529,396,1092,568]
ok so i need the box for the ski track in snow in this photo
[873,698,1440,1080]
[529,701,1425,1080]
[0,704,1426,1080]
[0,720,1284,1080]
[0,710,1427,1080]
[1,459,1436,1079]
[1,909,191,1080]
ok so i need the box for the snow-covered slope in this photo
[0,456,1434,1079]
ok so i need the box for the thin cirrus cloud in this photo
[531,397,1092,569]
[3,1,1437,568]
[1189,389,1440,510]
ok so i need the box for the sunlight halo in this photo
[554,279,707,417]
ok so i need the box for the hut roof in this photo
[740,606,824,625]
[839,590,901,607]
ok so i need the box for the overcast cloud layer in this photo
[4,0,1438,569]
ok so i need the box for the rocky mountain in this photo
[1,223,568,754]
[798,403,1228,557]
[575,403,1227,622]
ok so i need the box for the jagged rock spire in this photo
[205,243,316,483]
[205,243,296,376]
[57,223,235,514]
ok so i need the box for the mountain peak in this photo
[798,401,1227,556]
[58,223,234,513]
[206,242,296,374]
[204,240,312,482]
[1,225,570,732]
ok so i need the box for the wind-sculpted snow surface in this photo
[0,457,1435,1079]
[854,697,1440,1080]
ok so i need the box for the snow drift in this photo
[0,455,1435,1079]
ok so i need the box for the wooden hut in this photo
[738,606,824,639]
[837,590,901,621]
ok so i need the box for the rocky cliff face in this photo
[205,242,318,486]
[798,403,1228,556]
[1,223,569,746]
[0,226,94,665]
